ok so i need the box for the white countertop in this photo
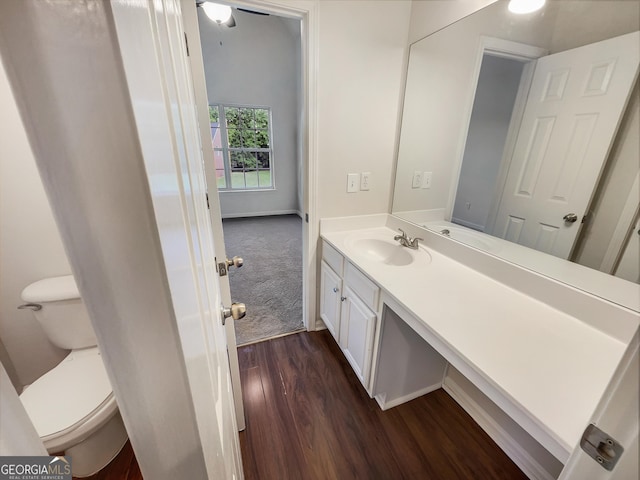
[321,223,633,462]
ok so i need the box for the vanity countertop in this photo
[321,221,636,462]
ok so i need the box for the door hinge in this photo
[184,32,190,57]
[580,423,624,471]
[215,257,227,277]
[206,192,210,210]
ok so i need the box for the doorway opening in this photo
[197,4,305,345]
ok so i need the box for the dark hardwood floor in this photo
[82,330,526,479]
[238,330,528,480]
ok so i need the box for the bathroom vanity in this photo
[320,214,639,479]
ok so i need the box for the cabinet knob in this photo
[333,287,339,293]
[340,296,347,302]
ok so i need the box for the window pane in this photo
[217,172,226,188]
[243,170,259,188]
[243,152,257,169]
[258,170,272,187]
[230,151,244,169]
[208,105,219,123]
[241,130,257,148]
[240,108,255,129]
[257,152,270,169]
[213,150,226,188]
[256,130,269,148]
[231,171,245,189]
[226,107,239,127]
[227,128,241,148]
[255,109,269,129]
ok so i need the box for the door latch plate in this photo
[217,261,227,277]
[580,423,624,471]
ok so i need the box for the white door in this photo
[180,0,246,431]
[339,287,376,387]
[491,32,640,258]
[320,261,342,340]
[112,0,243,477]
[558,337,638,480]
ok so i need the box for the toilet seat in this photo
[20,347,117,452]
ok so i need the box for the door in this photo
[180,0,246,431]
[320,261,342,340]
[491,32,640,258]
[339,286,376,387]
[558,335,638,479]
[110,0,244,476]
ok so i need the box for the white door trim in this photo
[446,36,548,223]
[180,0,247,432]
[601,171,640,273]
[196,0,320,332]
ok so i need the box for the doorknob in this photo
[226,256,244,269]
[563,213,578,224]
[221,302,246,325]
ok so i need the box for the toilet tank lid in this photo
[21,275,79,303]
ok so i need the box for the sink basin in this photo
[351,238,426,266]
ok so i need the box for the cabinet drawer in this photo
[322,240,344,276]
[344,262,380,312]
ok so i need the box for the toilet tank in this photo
[21,275,98,350]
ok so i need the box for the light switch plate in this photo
[347,173,360,193]
[360,172,371,191]
[412,171,423,189]
[422,171,432,189]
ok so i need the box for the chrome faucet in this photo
[393,228,423,250]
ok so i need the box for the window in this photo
[209,105,274,190]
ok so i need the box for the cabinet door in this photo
[339,286,376,388]
[320,261,342,341]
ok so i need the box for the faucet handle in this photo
[397,228,406,236]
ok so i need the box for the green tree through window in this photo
[209,105,273,190]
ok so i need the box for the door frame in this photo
[184,1,319,325]
[182,0,319,431]
[600,171,640,274]
[446,36,548,227]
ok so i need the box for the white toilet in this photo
[18,275,128,477]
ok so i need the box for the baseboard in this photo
[443,379,557,480]
[374,383,441,411]
[221,209,299,219]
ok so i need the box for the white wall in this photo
[452,55,524,231]
[0,58,70,388]
[407,0,496,45]
[198,9,301,218]
[316,0,412,219]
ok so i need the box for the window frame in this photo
[210,103,276,192]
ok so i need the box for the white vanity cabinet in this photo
[319,261,342,339]
[320,241,379,390]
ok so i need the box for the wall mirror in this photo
[392,0,640,309]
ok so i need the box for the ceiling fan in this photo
[196,1,270,28]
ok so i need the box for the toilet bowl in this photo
[18,276,128,477]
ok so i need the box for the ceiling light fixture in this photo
[508,0,546,14]
[201,2,233,24]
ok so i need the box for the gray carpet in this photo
[222,215,304,345]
